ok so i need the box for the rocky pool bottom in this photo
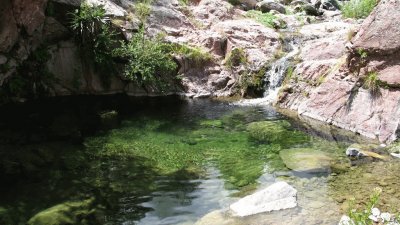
[0,95,399,225]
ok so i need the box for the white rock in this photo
[391,152,400,158]
[371,207,380,217]
[338,215,353,225]
[230,181,297,217]
[380,212,391,222]
[368,215,379,223]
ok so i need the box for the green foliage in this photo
[1,46,55,102]
[83,109,298,190]
[238,69,265,97]
[342,0,377,19]
[226,48,247,70]
[246,10,285,29]
[357,48,368,59]
[178,0,189,6]
[135,0,153,24]
[113,30,178,89]
[70,3,116,85]
[167,43,213,67]
[247,120,290,142]
[363,71,379,93]
[347,187,381,225]
[27,199,97,225]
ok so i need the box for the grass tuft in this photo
[342,0,377,19]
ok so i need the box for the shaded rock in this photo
[42,17,70,43]
[302,4,322,16]
[256,0,287,14]
[12,0,48,36]
[279,148,332,172]
[321,0,340,10]
[291,0,309,6]
[27,199,98,225]
[238,0,259,10]
[0,0,19,53]
[230,181,297,217]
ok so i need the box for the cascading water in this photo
[234,35,299,106]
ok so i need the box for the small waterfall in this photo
[234,38,299,106]
[263,41,299,101]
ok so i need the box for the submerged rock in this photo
[247,120,290,142]
[194,210,236,225]
[27,199,98,225]
[279,148,332,172]
[230,181,297,217]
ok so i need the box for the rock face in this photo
[0,0,281,102]
[230,181,297,217]
[277,0,400,143]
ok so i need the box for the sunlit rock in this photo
[230,181,297,217]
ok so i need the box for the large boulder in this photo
[230,181,297,217]
[256,0,287,14]
[351,0,400,55]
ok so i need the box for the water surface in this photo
[0,96,397,225]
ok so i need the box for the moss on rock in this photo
[279,148,333,172]
[27,199,98,225]
[247,120,291,142]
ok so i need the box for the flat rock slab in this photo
[230,181,297,217]
[279,148,332,172]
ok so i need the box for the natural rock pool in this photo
[0,96,399,225]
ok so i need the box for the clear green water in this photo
[0,96,398,225]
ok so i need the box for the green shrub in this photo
[363,71,379,93]
[342,0,377,19]
[246,10,284,29]
[70,3,116,85]
[113,30,178,89]
[135,0,152,25]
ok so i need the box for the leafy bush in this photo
[135,0,152,25]
[70,3,116,85]
[113,30,178,89]
[342,0,377,19]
